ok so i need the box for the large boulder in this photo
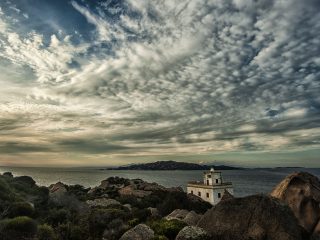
[166,209,190,221]
[119,224,154,240]
[48,182,67,195]
[166,209,202,226]
[183,211,202,226]
[175,226,210,240]
[197,194,308,240]
[271,172,320,238]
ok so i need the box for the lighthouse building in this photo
[187,168,233,205]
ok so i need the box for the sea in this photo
[1,167,319,197]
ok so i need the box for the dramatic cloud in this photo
[0,0,319,166]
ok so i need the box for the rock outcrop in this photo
[2,172,13,178]
[118,179,174,198]
[86,198,121,208]
[88,177,129,194]
[118,185,152,198]
[197,194,308,240]
[119,224,154,240]
[271,172,320,238]
[148,207,160,218]
[183,211,202,226]
[166,209,190,221]
[220,189,234,201]
[166,209,202,226]
[89,177,172,198]
[48,182,67,195]
[175,226,210,240]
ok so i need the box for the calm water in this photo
[1,167,319,197]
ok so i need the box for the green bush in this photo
[67,184,89,201]
[152,235,169,240]
[55,222,89,240]
[150,219,187,240]
[103,218,129,240]
[0,216,38,240]
[132,207,150,222]
[88,208,131,239]
[46,208,70,226]
[34,186,50,206]
[2,172,13,178]
[128,218,139,227]
[13,176,36,187]
[0,178,14,201]
[37,224,57,240]
[7,202,35,218]
[69,225,89,240]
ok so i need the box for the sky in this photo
[0,0,319,167]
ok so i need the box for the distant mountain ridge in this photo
[103,160,243,170]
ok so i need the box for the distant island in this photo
[102,160,243,171]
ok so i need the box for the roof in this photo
[204,171,222,174]
[187,181,233,189]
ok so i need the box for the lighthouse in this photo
[187,168,233,205]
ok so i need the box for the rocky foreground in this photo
[0,171,319,240]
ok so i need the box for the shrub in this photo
[132,207,151,222]
[67,184,89,201]
[88,208,130,239]
[69,225,89,240]
[128,218,139,227]
[157,192,184,216]
[13,176,36,187]
[152,235,169,240]
[117,195,139,206]
[35,186,50,205]
[2,172,13,178]
[37,224,57,240]
[0,216,37,240]
[7,202,35,218]
[150,219,187,240]
[46,208,70,226]
[103,218,129,240]
[141,194,163,208]
[55,222,89,240]
[0,178,13,201]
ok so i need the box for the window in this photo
[207,174,211,178]
[207,180,209,185]
[191,190,193,195]
[218,193,221,198]
[215,179,219,184]
[198,192,201,197]
[206,193,209,198]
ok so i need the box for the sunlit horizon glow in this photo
[0,0,319,167]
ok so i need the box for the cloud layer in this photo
[0,0,319,166]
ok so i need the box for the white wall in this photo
[187,186,214,204]
[203,172,222,185]
[187,186,234,205]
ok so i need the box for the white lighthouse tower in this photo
[187,168,233,205]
